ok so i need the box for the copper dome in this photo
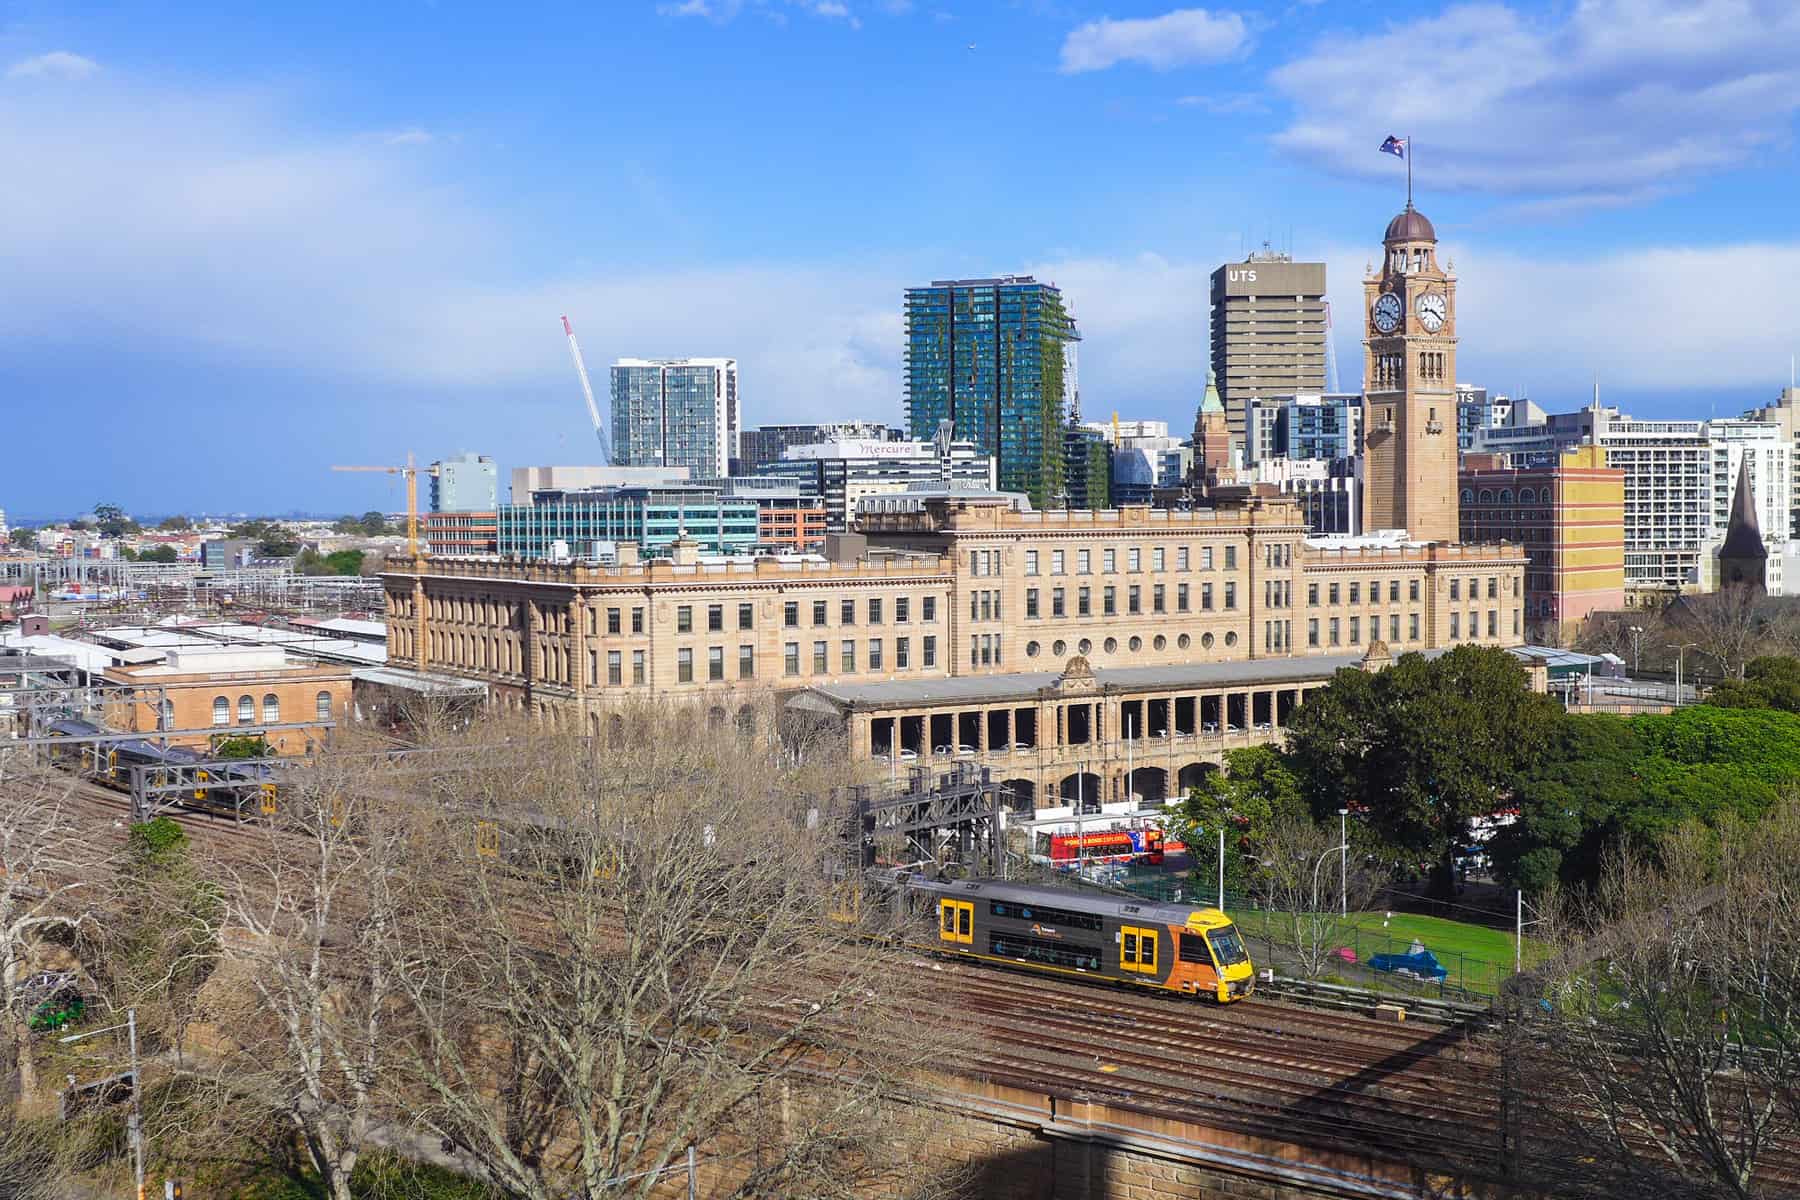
[1383,206,1437,243]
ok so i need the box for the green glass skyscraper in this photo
[904,276,1079,508]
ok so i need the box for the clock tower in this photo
[1362,204,1459,543]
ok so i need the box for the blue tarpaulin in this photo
[1368,947,1449,983]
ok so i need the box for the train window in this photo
[1179,932,1214,965]
[1122,932,1137,961]
[989,932,1101,972]
[939,899,973,945]
[988,901,1104,932]
[1119,925,1159,973]
[1208,925,1250,966]
[260,784,278,817]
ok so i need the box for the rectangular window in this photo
[677,647,694,683]
[1488,609,1497,637]
[607,650,622,686]
[708,646,724,681]
[896,596,910,623]
[1308,618,1320,646]
[1052,549,1065,575]
[1129,547,1142,572]
[587,649,598,686]
[708,604,723,633]
[1078,587,1091,616]
[1410,579,1421,602]
[1025,550,1039,576]
[869,598,883,625]
[1330,618,1340,646]
[1308,583,1319,606]
[1329,583,1340,604]
[1026,588,1040,618]
[1152,547,1166,572]
[1202,582,1213,610]
[1450,579,1460,601]
[783,601,799,628]
[813,600,828,626]
[632,608,644,634]
[1201,546,1214,570]
[1350,616,1360,644]
[1410,613,1420,641]
[677,606,693,634]
[922,635,937,667]
[1177,546,1189,571]
[840,599,855,626]
[785,642,800,676]
[1349,582,1361,604]
[1488,578,1498,600]
[1104,548,1117,573]
[1128,585,1141,615]
[1389,581,1400,603]
[632,649,646,685]
[738,645,755,679]
[1078,549,1091,574]
[738,602,753,631]
[1390,614,1400,642]
[1052,588,1066,618]
[1225,582,1237,609]
[869,638,883,671]
[606,608,621,635]
[1224,545,1237,570]
[1177,583,1189,612]
[841,639,856,672]
[896,637,910,669]
[922,596,936,622]
[1103,586,1116,615]
[813,641,828,674]
[1450,612,1461,638]
[1153,584,1166,614]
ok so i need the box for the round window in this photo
[1153,635,1166,651]
[1026,640,1040,657]
[1128,636,1142,652]
[1104,637,1118,654]
[1225,631,1238,647]
[1078,638,1092,654]
[1201,632,1215,649]
[1053,640,1067,657]
[1178,633,1191,649]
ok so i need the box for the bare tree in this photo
[1515,805,1800,1198]
[0,760,113,1101]
[202,747,409,1200]
[1681,589,1773,682]
[1246,816,1383,980]
[380,699,961,1200]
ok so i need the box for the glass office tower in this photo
[904,277,1079,508]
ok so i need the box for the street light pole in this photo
[1667,642,1698,707]
[1311,844,1350,915]
[62,1008,144,1200]
[1629,625,1643,674]
[1338,808,1349,917]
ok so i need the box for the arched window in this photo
[1499,489,1513,504]
[212,696,230,727]
[262,694,280,723]
[1460,488,1474,504]
[1479,489,1495,504]
[237,695,255,725]
[316,691,333,722]
[1519,487,1535,504]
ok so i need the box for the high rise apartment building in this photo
[903,276,1079,509]
[1361,207,1460,543]
[753,436,993,531]
[1470,402,1790,595]
[610,358,739,479]
[1208,253,1327,442]
[429,453,497,513]
[1244,394,1363,465]
[1742,386,1800,539]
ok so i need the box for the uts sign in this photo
[1210,259,1326,301]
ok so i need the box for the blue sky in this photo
[4,0,1800,516]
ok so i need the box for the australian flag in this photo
[1379,135,1408,160]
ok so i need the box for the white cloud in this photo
[1271,0,1800,201]
[1059,8,1249,74]
[381,127,434,146]
[6,51,100,80]
[656,0,860,23]
[1175,92,1265,114]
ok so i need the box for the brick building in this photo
[1460,444,1625,634]
[424,510,499,555]
[101,644,352,755]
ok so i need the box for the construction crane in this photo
[562,315,612,463]
[331,452,435,558]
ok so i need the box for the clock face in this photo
[1417,292,1448,332]
[1372,292,1403,334]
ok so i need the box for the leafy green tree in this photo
[7,526,32,547]
[157,514,193,531]
[357,511,388,535]
[93,502,137,538]
[1707,655,1800,713]
[1175,745,1309,895]
[213,735,271,760]
[1285,645,1561,897]
[297,549,364,576]
[137,545,178,564]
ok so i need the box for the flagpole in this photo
[1407,135,1413,208]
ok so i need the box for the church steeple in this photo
[1718,456,1767,595]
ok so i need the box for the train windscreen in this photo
[1207,925,1249,966]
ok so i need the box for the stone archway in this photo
[1126,766,1167,806]
[1000,778,1036,813]
[1177,761,1219,795]
[1058,771,1103,812]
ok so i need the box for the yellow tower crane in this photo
[330,453,437,558]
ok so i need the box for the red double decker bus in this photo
[1047,828,1165,865]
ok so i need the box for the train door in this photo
[938,898,973,945]
[1119,924,1160,975]
[259,783,279,817]
[474,820,501,859]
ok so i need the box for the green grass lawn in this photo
[1231,907,1549,996]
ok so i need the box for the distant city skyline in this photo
[5,1,1800,512]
